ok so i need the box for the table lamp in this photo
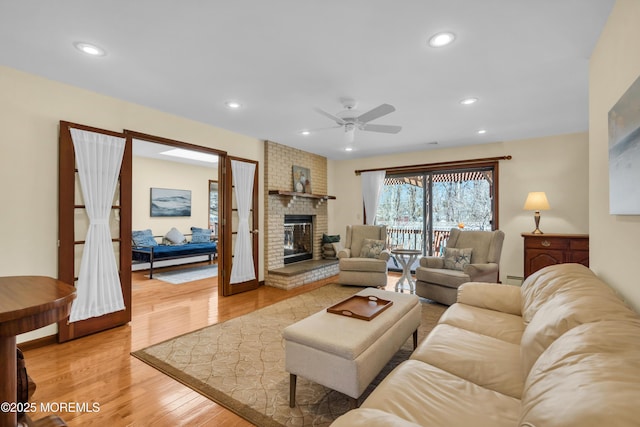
[523,192,550,234]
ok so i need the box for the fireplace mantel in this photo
[269,190,336,208]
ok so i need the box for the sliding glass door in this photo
[376,165,497,265]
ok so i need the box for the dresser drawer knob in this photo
[541,240,551,247]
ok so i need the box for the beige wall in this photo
[589,0,640,311]
[0,66,264,341]
[132,156,217,234]
[328,132,589,284]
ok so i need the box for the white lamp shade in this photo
[524,192,550,210]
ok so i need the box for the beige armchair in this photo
[415,228,505,305]
[337,225,390,287]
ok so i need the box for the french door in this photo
[221,156,259,296]
[58,121,132,342]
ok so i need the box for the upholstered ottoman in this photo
[283,288,421,406]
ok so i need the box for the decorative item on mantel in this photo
[523,191,550,234]
[292,165,311,193]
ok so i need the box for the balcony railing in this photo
[385,227,451,256]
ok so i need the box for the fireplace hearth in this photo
[284,215,313,264]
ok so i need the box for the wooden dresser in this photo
[522,233,589,278]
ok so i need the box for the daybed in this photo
[331,263,640,427]
[132,227,217,278]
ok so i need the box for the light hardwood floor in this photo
[22,263,401,426]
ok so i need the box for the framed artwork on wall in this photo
[292,165,311,193]
[608,74,640,215]
[150,187,191,217]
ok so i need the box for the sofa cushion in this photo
[359,238,385,258]
[360,360,520,427]
[415,266,469,288]
[520,319,640,427]
[163,227,187,245]
[520,280,639,376]
[132,229,157,247]
[520,263,601,324]
[411,324,524,398]
[456,282,522,316]
[339,257,387,273]
[443,247,472,270]
[438,303,524,344]
[190,226,212,243]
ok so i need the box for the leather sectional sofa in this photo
[331,263,640,426]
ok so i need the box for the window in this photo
[376,164,497,258]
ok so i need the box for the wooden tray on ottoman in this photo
[327,295,393,321]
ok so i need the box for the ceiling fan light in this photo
[344,126,355,144]
[428,32,456,48]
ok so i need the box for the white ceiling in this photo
[0,1,615,160]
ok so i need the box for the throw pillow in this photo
[190,226,212,243]
[322,233,341,244]
[163,227,187,245]
[444,247,473,271]
[132,229,157,247]
[359,238,385,258]
[332,241,344,256]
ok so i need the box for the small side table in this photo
[0,276,76,427]
[391,249,421,294]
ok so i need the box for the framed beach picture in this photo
[150,188,192,217]
[608,75,640,215]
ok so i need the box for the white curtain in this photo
[230,160,257,284]
[69,129,125,322]
[361,170,386,225]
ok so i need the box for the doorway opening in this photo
[128,131,225,293]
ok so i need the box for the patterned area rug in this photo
[131,284,446,427]
[150,264,218,284]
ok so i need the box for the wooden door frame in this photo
[58,121,132,342]
[124,130,228,290]
[221,156,259,296]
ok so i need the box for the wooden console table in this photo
[0,276,76,427]
[522,233,589,278]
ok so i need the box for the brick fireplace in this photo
[264,141,338,289]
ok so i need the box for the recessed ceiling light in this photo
[460,97,478,105]
[477,129,487,134]
[428,32,456,48]
[225,101,242,109]
[345,147,353,152]
[73,42,106,56]
[300,130,311,136]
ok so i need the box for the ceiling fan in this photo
[313,98,402,143]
